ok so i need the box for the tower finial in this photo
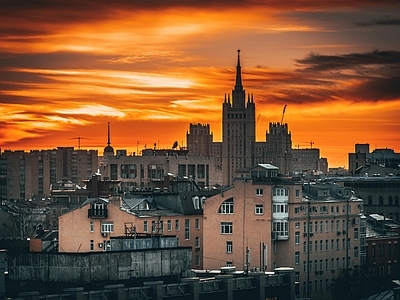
[235,49,243,90]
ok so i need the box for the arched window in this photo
[368,196,372,205]
[379,196,384,205]
[219,198,234,214]
[273,186,288,196]
[395,196,399,206]
[389,196,393,206]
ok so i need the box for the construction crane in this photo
[280,105,287,124]
[68,136,90,150]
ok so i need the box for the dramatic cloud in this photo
[355,18,400,27]
[1,0,400,167]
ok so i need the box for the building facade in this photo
[332,177,400,222]
[186,51,298,186]
[202,164,365,300]
[58,176,219,269]
[0,148,98,201]
[100,147,224,191]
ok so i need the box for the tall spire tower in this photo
[232,49,246,109]
[103,122,114,157]
[222,50,256,185]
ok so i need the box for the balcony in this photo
[88,208,108,218]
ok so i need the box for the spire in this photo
[104,121,114,155]
[107,122,111,147]
[235,49,243,90]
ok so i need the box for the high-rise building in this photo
[0,147,98,200]
[187,51,293,186]
[186,124,213,157]
[222,50,256,186]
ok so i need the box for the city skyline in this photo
[1,1,400,168]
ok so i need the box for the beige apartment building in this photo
[203,164,366,300]
[58,176,218,269]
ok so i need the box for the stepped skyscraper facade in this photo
[187,50,293,186]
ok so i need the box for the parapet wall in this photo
[7,247,192,283]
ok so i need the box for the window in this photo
[354,228,359,239]
[90,240,94,251]
[195,236,200,248]
[152,221,156,232]
[90,222,94,232]
[219,198,234,214]
[295,251,300,264]
[147,164,164,179]
[185,219,190,240]
[295,222,300,229]
[175,220,180,231]
[295,232,300,245]
[144,221,148,232]
[195,218,200,230]
[273,204,288,213]
[101,222,113,233]
[295,189,300,198]
[255,204,264,215]
[354,246,359,258]
[121,164,137,179]
[255,188,263,196]
[226,241,233,253]
[303,241,307,253]
[221,222,233,234]
[273,187,288,196]
[195,255,200,266]
[167,220,172,231]
[273,220,288,237]
[295,207,300,214]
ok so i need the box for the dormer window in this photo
[94,203,104,210]
[192,196,200,209]
[88,201,108,218]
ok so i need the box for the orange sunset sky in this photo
[1,0,400,168]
